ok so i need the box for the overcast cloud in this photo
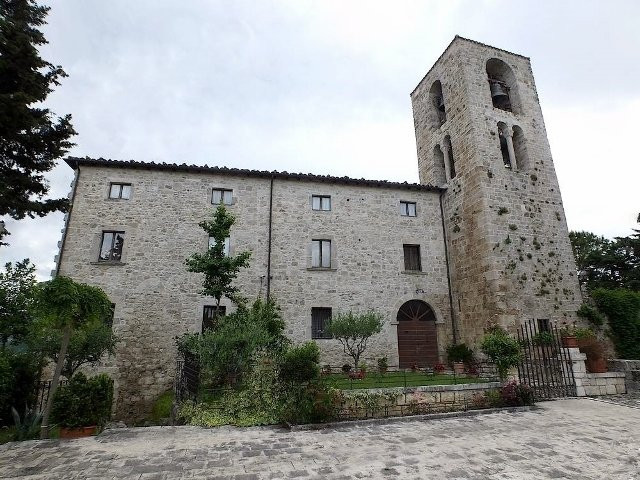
[2,0,639,279]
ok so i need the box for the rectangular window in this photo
[99,231,125,261]
[208,236,230,256]
[311,239,331,268]
[202,305,226,333]
[403,244,421,271]
[537,318,551,333]
[311,307,332,339]
[312,195,331,211]
[400,201,416,217]
[211,188,233,205]
[109,183,131,199]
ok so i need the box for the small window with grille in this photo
[403,244,422,271]
[311,307,332,339]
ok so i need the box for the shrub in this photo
[446,343,474,364]
[0,350,40,426]
[279,342,320,384]
[377,357,388,373]
[500,381,534,406]
[150,390,174,424]
[592,289,640,359]
[577,303,605,326]
[341,364,352,374]
[480,326,522,380]
[532,331,554,346]
[51,373,113,428]
[10,407,41,441]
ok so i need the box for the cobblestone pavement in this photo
[1,398,639,480]
[589,391,640,409]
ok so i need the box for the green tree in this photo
[327,311,384,369]
[185,205,251,308]
[570,227,640,292]
[0,0,76,246]
[32,317,117,378]
[33,276,112,438]
[480,326,522,381]
[0,260,36,348]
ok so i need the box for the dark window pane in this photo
[112,233,125,260]
[403,244,421,271]
[312,307,332,339]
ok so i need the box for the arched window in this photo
[444,136,456,179]
[433,144,446,185]
[486,58,519,113]
[429,80,446,127]
[512,126,529,171]
[498,122,512,169]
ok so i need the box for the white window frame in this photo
[311,239,331,268]
[109,183,131,200]
[400,201,417,217]
[211,188,233,205]
[312,195,331,211]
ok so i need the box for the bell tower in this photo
[411,36,582,342]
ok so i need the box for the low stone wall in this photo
[565,348,627,396]
[339,382,501,419]
[608,359,640,392]
[576,372,626,396]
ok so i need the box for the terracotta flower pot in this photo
[561,336,578,348]
[586,357,607,373]
[59,425,97,439]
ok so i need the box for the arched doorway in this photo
[396,300,438,368]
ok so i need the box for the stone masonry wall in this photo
[411,37,583,343]
[57,164,451,421]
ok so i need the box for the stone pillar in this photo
[564,347,587,396]
[504,128,517,170]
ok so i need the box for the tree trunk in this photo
[40,323,72,439]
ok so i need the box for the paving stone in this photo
[1,399,640,479]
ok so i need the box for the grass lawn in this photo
[321,371,488,390]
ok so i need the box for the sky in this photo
[2,0,639,280]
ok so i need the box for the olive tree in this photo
[327,311,384,369]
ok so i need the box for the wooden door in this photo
[397,300,438,368]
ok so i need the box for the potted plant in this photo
[377,357,388,374]
[558,322,578,348]
[579,337,608,373]
[51,373,114,439]
[341,364,352,375]
[434,363,446,374]
[446,343,474,374]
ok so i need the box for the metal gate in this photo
[516,320,576,400]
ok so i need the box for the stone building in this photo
[54,36,582,421]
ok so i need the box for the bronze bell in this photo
[490,80,509,102]
[436,94,445,112]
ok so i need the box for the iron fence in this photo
[516,320,576,400]
[34,379,68,413]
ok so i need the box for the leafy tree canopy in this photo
[570,222,640,292]
[0,259,36,348]
[0,0,76,245]
[327,310,384,368]
[185,205,251,307]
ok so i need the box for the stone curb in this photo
[289,405,538,431]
